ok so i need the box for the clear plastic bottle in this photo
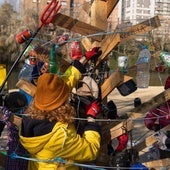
[18,58,34,82]
[136,46,151,88]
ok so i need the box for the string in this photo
[0,152,166,169]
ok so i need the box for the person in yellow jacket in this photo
[19,47,102,170]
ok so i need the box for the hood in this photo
[20,117,56,155]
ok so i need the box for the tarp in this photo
[0,64,6,86]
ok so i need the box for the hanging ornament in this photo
[68,41,83,60]
[16,29,33,44]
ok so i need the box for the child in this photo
[19,47,102,170]
[19,73,101,170]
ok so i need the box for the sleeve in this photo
[51,124,101,162]
[62,60,86,90]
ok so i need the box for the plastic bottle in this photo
[49,44,59,74]
[159,51,170,67]
[18,58,34,82]
[16,29,32,44]
[136,46,151,88]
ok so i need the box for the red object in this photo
[144,76,170,131]
[16,30,32,44]
[69,41,82,60]
[58,34,69,45]
[116,133,129,152]
[40,0,61,27]
[165,76,170,90]
[85,101,101,118]
[155,63,166,73]
[144,104,170,130]
[85,47,100,60]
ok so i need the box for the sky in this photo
[0,0,19,11]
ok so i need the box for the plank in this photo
[81,37,92,51]
[96,16,161,67]
[96,34,121,66]
[134,124,170,152]
[120,15,161,41]
[106,0,120,18]
[128,89,170,119]
[53,13,104,42]
[101,70,123,99]
[91,1,107,30]
[143,158,170,170]
[110,118,133,139]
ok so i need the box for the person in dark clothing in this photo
[0,91,28,170]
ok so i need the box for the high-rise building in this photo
[118,0,170,37]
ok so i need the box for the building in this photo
[118,0,170,38]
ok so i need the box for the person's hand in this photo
[155,131,168,150]
[85,101,101,118]
[85,47,102,60]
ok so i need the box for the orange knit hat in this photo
[34,73,69,111]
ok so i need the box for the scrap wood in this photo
[96,16,161,67]
[53,13,105,42]
[143,158,170,170]
[120,15,161,41]
[81,37,92,51]
[110,118,133,140]
[100,117,132,145]
[96,33,121,66]
[91,0,107,30]
[127,88,170,119]
[106,0,120,18]
[101,70,123,100]
[133,124,170,152]
[82,0,120,20]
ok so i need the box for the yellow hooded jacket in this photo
[20,61,101,169]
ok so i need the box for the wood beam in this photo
[96,16,161,67]
[91,0,107,30]
[110,118,133,140]
[120,15,161,41]
[106,0,120,18]
[134,124,170,152]
[101,70,123,99]
[96,34,121,66]
[53,13,105,42]
[143,158,170,170]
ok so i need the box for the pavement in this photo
[108,86,165,164]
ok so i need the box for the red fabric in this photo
[165,76,170,90]
[144,104,170,130]
[116,133,128,151]
[144,76,170,131]
[85,101,101,118]
[85,47,100,60]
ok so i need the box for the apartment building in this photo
[118,0,170,37]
